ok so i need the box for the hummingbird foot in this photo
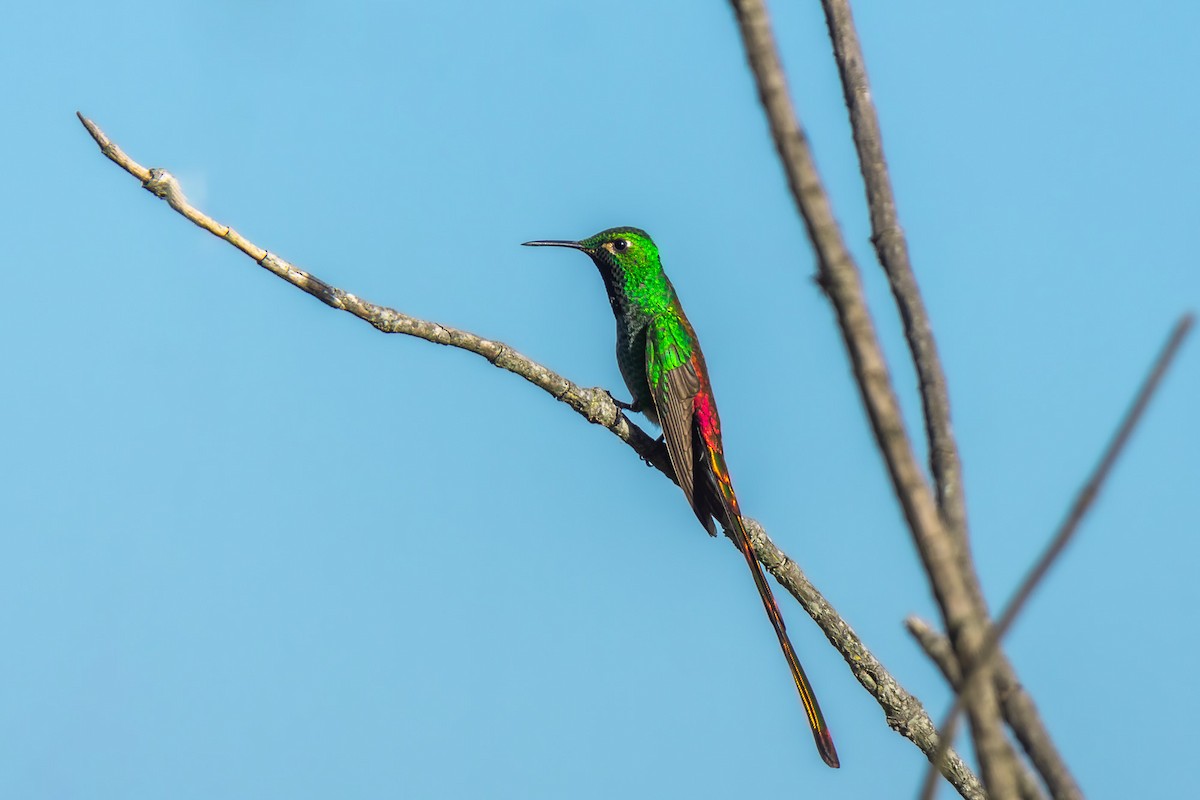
[605,390,643,415]
[638,435,668,468]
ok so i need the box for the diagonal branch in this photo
[725,3,1015,796]
[920,313,1194,800]
[908,616,1080,800]
[78,112,986,799]
[818,0,968,546]
[73,113,668,470]
[908,618,1050,800]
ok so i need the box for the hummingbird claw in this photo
[605,390,641,414]
[639,435,668,468]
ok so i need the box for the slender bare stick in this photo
[818,0,967,540]
[991,653,1081,800]
[78,112,988,799]
[725,3,1015,795]
[918,314,1194,800]
[908,617,1082,800]
[907,618,1049,800]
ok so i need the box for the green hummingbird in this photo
[523,227,839,768]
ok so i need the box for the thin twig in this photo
[725,4,1015,795]
[818,0,967,541]
[908,616,1082,800]
[919,314,1195,800]
[72,115,669,462]
[78,112,987,798]
[907,618,1048,800]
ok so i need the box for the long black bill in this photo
[521,240,585,249]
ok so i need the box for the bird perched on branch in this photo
[524,227,838,768]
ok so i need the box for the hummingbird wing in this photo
[644,319,706,527]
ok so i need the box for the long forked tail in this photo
[729,513,840,768]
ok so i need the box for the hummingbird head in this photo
[523,227,665,302]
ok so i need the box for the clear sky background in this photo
[3,3,1197,798]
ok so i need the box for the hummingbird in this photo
[523,227,839,768]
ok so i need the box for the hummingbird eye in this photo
[613,239,630,253]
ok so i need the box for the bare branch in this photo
[818,0,968,542]
[908,617,1082,800]
[78,112,987,798]
[73,115,670,461]
[919,314,1194,799]
[991,314,1192,643]
[907,618,1051,800]
[725,4,1013,795]
[906,616,961,684]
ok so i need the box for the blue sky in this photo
[3,2,1197,797]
